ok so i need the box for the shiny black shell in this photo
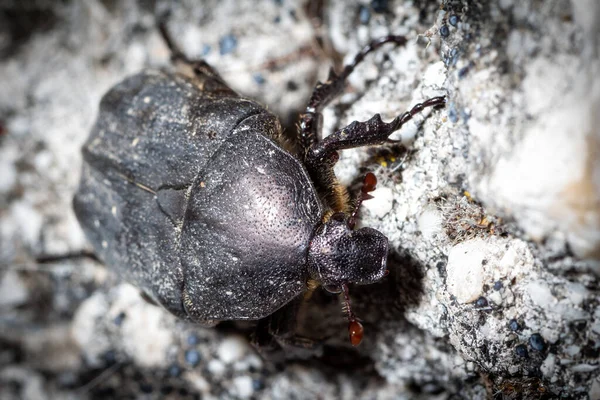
[73,70,323,323]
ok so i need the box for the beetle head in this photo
[307,213,388,287]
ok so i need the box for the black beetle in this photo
[73,21,445,347]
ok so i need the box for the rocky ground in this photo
[0,0,599,399]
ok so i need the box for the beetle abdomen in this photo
[74,70,272,319]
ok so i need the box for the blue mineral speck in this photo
[529,333,546,352]
[448,104,458,123]
[219,34,238,55]
[370,0,388,13]
[201,44,211,56]
[449,48,459,67]
[113,312,126,326]
[187,333,199,346]
[103,349,116,365]
[460,108,470,123]
[185,349,201,366]
[475,296,488,307]
[458,66,469,79]
[509,319,520,332]
[449,15,459,26]
[439,25,450,38]
[168,363,182,377]
[253,379,265,391]
[359,5,371,24]
[253,73,266,85]
[493,281,503,291]
[515,344,528,358]
[139,382,153,393]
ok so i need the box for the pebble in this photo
[475,296,488,308]
[370,0,388,13]
[446,240,486,303]
[515,344,528,358]
[439,25,450,37]
[359,5,371,24]
[168,363,181,377]
[187,333,199,346]
[185,349,201,367]
[529,333,546,352]
[232,376,254,399]
[217,336,249,364]
[253,73,266,85]
[113,312,126,326]
[219,34,238,55]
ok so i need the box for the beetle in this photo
[73,20,445,348]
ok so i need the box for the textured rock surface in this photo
[1,0,599,399]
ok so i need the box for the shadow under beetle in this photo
[73,20,445,349]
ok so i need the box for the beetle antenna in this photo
[157,13,190,64]
[348,172,377,230]
[341,283,364,346]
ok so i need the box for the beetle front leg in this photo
[305,96,446,177]
[299,35,410,153]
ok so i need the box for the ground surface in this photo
[0,1,599,399]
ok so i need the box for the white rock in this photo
[571,0,600,41]
[231,375,254,399]
[565,345,581,357]
[363,186,395,220]
[71,291,111,367]
[482,59,600,261]
[10,201,43,248]
[0,270,29,307]
[417,205,444,241]
[422,61,447,92]
[217,335,250,364]
[541,353,556,378]
[207,359,226,376]
[525,280,557,310]
[564,282,589,306]
[488,291,502,306]
[184,371,211,394]
[116,285,174,368]
[0,150,16,192]
[571,364,599,373]
[446,239,487,303]
[497,246,519,278]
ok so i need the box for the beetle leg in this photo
[305,96,446,183]
[299,35,410,153]
[347,172,378,230]
[251,296,324,359]
[253,324,324,360]
[341,284,364,346]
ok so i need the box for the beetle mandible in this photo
[73,20,445,348]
